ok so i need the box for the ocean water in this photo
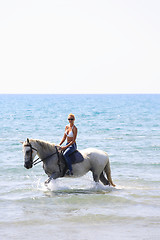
[0,94,160,240]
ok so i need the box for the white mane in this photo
[30,139,55,153]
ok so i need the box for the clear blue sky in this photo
[0,0,160,94]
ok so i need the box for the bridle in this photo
[24,143,58,166]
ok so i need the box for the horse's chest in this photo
[43,161,54,175]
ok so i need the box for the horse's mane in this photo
[30,139,55,152]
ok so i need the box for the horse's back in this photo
[80,148,109,162]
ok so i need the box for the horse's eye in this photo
[26,150,30,154]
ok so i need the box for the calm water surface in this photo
[0,94,160,240]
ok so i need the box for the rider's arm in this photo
[59,126,67,145]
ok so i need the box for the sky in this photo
[0,0,160,94]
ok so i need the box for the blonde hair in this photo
[68,113,75,120]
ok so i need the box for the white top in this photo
[65,125,74,137]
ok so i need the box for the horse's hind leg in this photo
[100,172,110,186]
[92,172,100,183]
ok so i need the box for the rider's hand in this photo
[60,146,67,151]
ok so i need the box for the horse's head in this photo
[22,138,38,169]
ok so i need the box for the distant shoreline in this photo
[0,93,160,95]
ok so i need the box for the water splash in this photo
[35,177,115,194]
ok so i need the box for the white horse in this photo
[22,138,115,187]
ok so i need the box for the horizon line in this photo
[0,93,160,95]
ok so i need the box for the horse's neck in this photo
[31,139,55,159]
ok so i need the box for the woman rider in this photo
[59,113,77,176]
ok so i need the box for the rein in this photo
[33,146,62,173]
[33,150,58,166]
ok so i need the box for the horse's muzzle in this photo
[24,161,32,169]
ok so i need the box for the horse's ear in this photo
[27,138,29,143]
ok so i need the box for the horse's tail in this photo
[104,159,116,187]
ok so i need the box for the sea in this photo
[0,94,160,240]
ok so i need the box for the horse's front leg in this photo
[45,172,60,185]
